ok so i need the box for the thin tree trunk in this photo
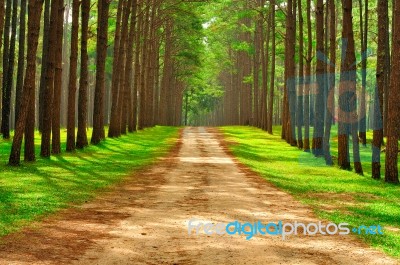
[303,0,312,151]
[1,0,11,137]
[126,0,137,132]
[0,1,4,95]
[267,0,275,134]
[260,0,267,131]
[358,0,368,146]
[139,2,150,129]
[297,0,304,149]
[38,0,50,132]
[15,0,27,124]
[132,2,143,130]
[253,3,260,128]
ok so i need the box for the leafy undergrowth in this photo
[0,126,179,237]
[221,126,400,259]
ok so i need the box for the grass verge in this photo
[221,126,400,259]
[0,126,180,237]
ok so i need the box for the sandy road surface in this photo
[0,127,398,265]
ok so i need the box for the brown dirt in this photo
[0,127,398,265]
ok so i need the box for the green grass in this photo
[221,125,400,259]
[0,126,179,237]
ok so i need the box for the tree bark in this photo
[372,0,388,179]
[40,0,60,157]
[51,0,65,155]
[118,0,132,134]
[303,0,312,151]
[66,0,80,151]
[313,0,324,156]
[91,0,110,144]
[126,0,137,132]
[323,0,336,166]
[1,0,18,139]
[38,0,50,132]
[15,0,27,124]
[338,0,358,171]
[9,0,44,165]
[76,0,90,149]
[267,1,275,134]
[385,0,400,184]
[297,0,304,149]
[358,0,368,146]
[108,0,125,138]
[1,0,11,137]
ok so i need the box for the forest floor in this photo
[0,127,398,265]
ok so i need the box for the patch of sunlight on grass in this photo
[221,125,400,259]
[0,126,179,237]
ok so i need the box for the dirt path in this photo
[0,127,398,265]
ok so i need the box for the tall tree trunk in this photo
[313,0,324,156]
[297,0,304,149]
[383,1,391,138]
[76,0,90,149]
[347,0,363,175]
[40,0,59,157]
[66,0,80,151]
[358,0,368,146]
[253,3,260,128]
[91,0,110,144]
[1,0,17,139]
[152,32,161,126]
[132,2,143,129]
[323,0,336,165]
[9,0,44,165]
[372,0,388,179]
[159,18,172,126]
[126,0,137,132]
[303,0,312,151]
[0,1,4,95]
[118,0,132,134]
[51,0,64,154]
[138,1,150,129]
[1,0,11,137]
[38,0,50,132]
[284,0,296,146]
[15,0,27,124]
[385,0,400,184]
[108,0,125,138]
[338,0,357,171]
[145,0,158,128]
[267,1,275,134]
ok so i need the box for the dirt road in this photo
[0,127,398,265]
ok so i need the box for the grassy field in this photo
[0,126,179,237]
[221,126,400,258]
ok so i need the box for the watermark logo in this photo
[188,219,383,240]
